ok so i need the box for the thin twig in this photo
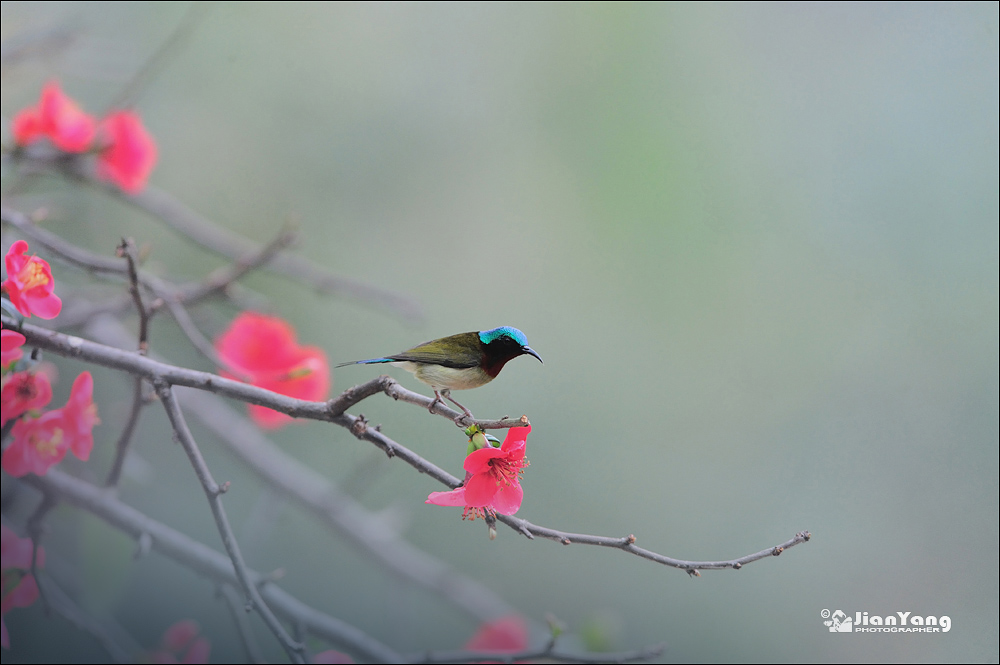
[155,381,306,663]
[104,3,209,111]
[115,238,149,353]
[328,375,529,430]
[21,469,403,663]
[175,221,298,304]
[106,238,150,487]
[105,380,145,488]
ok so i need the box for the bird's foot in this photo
[442,390,474,424]
[428,391,446,414]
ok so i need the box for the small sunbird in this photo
[337,326,542,416]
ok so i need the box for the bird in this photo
[336,326,542,418]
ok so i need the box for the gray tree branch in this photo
[11,319,811,574]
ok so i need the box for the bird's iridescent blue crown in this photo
[478,326,528,346]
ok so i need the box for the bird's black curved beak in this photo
[523,346,543,363]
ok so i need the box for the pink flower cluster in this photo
[2,241,100,478]
[12,81,157,193]
[1,371,99,477]
[215,312,330,429]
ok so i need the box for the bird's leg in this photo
[441,389,474,424]
[428,390,446,414]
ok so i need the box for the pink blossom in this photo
[2,240,62,319]
[11,81,96,152]
[0,371,52,428]
[96,110,158,193]
[1,410,69,477]
[426,426,530,518]
[60,372,100,461]
[215,312,330,429]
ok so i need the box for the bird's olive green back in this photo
[386,331,482,369]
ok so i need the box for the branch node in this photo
[561,538,572,545]
[772,546,784,556]
[217,480,231,495]
[687,569,701,578]
[732,562,742,570]
[350,415,368,438]
[799,531,812,541]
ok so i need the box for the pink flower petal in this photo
[425,487,468,507]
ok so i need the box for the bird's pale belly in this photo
[395,362,494,391]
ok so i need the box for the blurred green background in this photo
[2,2,997,662]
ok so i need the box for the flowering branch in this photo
[11,319,812,575]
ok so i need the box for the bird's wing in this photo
[388,336,481,369]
